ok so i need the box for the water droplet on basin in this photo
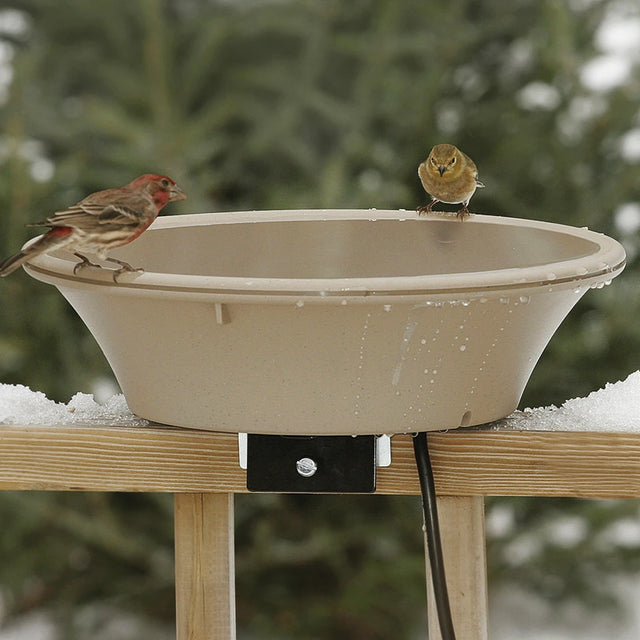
[296,300,305,308]
[519,295,530,304]
[421,338,427,345]
[383,304,392,312]
[459,345,467,351]
[341,299,348,305]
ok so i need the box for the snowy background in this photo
[2,0,640,638]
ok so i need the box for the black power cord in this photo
[413,431,457,640]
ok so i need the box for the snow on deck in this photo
[1,371,640,432]
[0,384,147,426]
[492,370,640,433]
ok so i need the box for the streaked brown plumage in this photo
[0,174,186,281]
[417,143,484,220]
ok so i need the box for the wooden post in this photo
[175,493,236,640]
[6,425,640,638]
[426,496,488,640]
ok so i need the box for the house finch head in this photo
[0,174,186,280]
[417,144,484,220]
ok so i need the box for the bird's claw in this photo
[456,207,471,220]
[73,254,103,275]
[103,257,144,282]
[112,265,144,283]
[417,203,435,216]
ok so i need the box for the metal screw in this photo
[296,457,318,478]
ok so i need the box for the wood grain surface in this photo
[0,424,638,497]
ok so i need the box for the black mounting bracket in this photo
[239,433,391,494]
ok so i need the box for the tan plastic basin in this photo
[24,210,625,435]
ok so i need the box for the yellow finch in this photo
[417,143,484,219]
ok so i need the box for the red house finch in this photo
[0,174,186,280]
[417,143,484,219]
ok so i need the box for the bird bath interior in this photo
[24,209,625,435]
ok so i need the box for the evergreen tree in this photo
[1,0,640,637]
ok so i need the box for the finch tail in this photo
[0,227,73,277]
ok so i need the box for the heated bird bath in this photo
[22,209,626,638]
[25,209,625,434]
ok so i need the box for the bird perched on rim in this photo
[0,174,186,281]
[417,143,484,220]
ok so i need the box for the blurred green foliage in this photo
[1,0,640,638]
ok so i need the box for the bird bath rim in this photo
[24,209,626,302]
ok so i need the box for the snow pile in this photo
[2,372,640,431]
[0,384,147,426]
[497,370,640,433]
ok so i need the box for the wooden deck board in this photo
[1,424,638,498]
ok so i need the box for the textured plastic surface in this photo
[24,210,626,434]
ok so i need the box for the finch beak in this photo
[438,166,446,177]
[169,185,187,202]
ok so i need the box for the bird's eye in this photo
[161,178,170,187]
[449,157,456,165]
[430,157,438,165]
